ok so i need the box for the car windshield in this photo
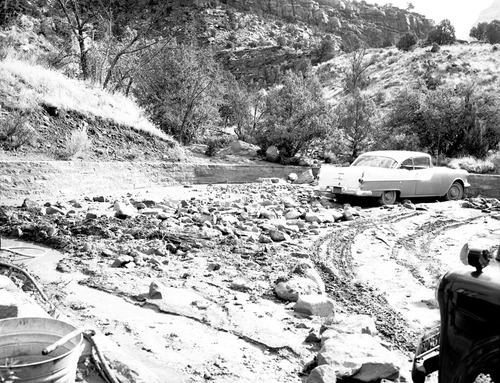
[351,155,397,168]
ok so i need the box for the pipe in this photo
[43,326,96,355]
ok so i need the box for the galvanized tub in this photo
[0,317,84,383]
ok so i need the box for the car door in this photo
[413,156,436,196]
[398,158,418,197]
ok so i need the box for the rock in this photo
[285,210,302,220]
[274,277,322,302]
[86,211,99,220]
[259,234,273,243]
[317,333,400,381]
[342,209,354,221]
[201,227,222,239]
[331,210,344,221]
[141,208,163,215]
[269,229,286,242]
[259,208,278,219]
[93,196,106,202]
[293,169,315,184]
[305,332,321,343]
[266,146,280,163]
[294,294,335,317]
[402,200,416,210]
[292,260,325,294]
[321,314,378,336]
[21,198,40,210]
[134,202,147,210]
[112,255,134,268]
[149,281,165,299]
[10,227,23,237]
[114,201,136,219]
[304,212,321,223]
[288,173,298,182]
[307,365,338,383]
[46,206,65,215]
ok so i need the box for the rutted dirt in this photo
[1,183,500,382]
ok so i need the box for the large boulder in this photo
[266,146,280,163]
[293,169,315,184]
[294,294,335,317]
[317,333,401,381]
[307,365,337,383]
[274,276,322,302]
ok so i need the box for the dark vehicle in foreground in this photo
[412,242,500,383]
[317,151,470,205]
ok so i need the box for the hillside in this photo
[318,43,500,102]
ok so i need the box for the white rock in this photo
[274,277,322,302]
[294,294,335,317]
[317,333,400,381]
[306,365,338,383]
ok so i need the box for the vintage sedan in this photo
[317,151,470,205]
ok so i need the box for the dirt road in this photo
[1,184,500,382]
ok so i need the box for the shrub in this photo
[486,150,500,174]
[426,19,456,46]
[397,33,418,51]
[252,70,334,161]
[60,126,91,159]
[0,112,36,150]
[204,136,233,157]
[447,156,495,174]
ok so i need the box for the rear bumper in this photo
[331,186,373,197]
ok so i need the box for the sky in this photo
[363,0,494,40]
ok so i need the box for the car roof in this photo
[358,151,431,163]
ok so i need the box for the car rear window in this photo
[351,156,396,168]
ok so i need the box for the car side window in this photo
[400,159,414,170]
[413,157,431,169]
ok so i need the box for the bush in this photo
[447,156,495,174]
[426,19,456,46]
[0,112,36,150]
[397,33,418,51]
[60,126,91,159]
[252,70,334,161]
[486,150,500,174]
[204,136,233,157]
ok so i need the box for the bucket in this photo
[0,317,84,383]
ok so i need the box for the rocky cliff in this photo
[476,0,500,24]
[188,0,434,83]
[229,0,434,47]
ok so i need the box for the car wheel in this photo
[378,190,397,205]
[444,182,464,201]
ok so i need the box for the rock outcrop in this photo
[476,0,500,25]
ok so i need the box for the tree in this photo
[396,32,418,51]
[336,91,375,160]
[219,76,253,140]
[386,82,500,158]
[406,2,415,11]
[486,20,500,44]
[53,0,174,86]
[313,36,336,64]
[426,19,456,46]
[253,70,334,160]
[134,44,225,144]
[469,22,489,41]
[343,48,374,93]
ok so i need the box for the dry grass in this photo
[448,156,497,174]
[0,58,173,142]
[60,127,92,160]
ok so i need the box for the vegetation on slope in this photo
[0,0,500,173]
